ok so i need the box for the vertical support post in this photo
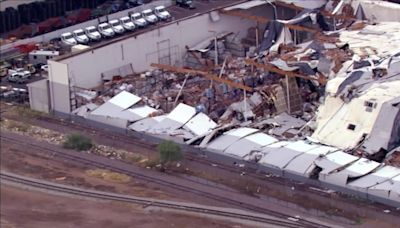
[255,23,259,49]
[286,75,291,114]
[173,75,188,107]
[244,89,248,122]
[214,35,218,66]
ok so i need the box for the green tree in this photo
[157,140,182,164]
[63,133,93,151]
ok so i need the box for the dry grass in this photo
[86,169,131,183]
[121,152,145,164]
[1,119,31,132]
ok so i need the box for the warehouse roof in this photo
[314,151,360,175]
[284,145,338,176]
[348,166,400,190]
[206,127,259,152]
[90,91,141,117]
[258,140,319,170]
[224,132,278,158]
[183,112,217,137]
[320,158,381,186]
[149,103,196,134]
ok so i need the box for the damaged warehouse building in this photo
[28,0,400,207]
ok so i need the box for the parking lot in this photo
[0,0,242,103]
[58,0,242,49]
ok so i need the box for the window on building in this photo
[347,124,356,131]
[364,101,374,108]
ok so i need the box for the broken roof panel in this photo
[312,79,400,152]
[148,103,196,134]
[260,112,306,136]
[119,106,158,122]
[183,112,217,136]
[284,145,338,176]
[367,175,400,203]
[258,141,318,170]
[224,132,278,158]
[128,115,166,132]
[108,91,141,109]
[348,166,400,191]
[314,151,360,175]
[91,91,141,117]
[320,158,381,186]
[339,22,400,58]
[167,103,197,124]
[206,127,259,153]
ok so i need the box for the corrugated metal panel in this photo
[183,112,217,136]
[284,145,338,176]
[348,166,400,190]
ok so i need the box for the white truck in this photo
[109,19,125,34]
[72,29,89,44]
[61,32,77,45]
[154,6,171,21]
[141,9,158,24]
[120,16,136,31]
[98,23,115,38]
[85,26,102,41]
[7,68,31,84]
[130,12,148,28]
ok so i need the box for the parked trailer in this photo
[29,50,60,65]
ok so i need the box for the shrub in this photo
[157,140,182,164]
[63,133,93,151]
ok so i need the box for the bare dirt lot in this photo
[0,185,241,228]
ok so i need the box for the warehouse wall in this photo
[49,4,293,114]
[59,14,257,88]
[27,78,49,113]
[48,60,70,113]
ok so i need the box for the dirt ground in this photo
[0,185,243,228]
[0,136,226,207]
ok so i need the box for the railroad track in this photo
[0,134,331,228]
[35,116,292,185]
[1,172,301,228]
